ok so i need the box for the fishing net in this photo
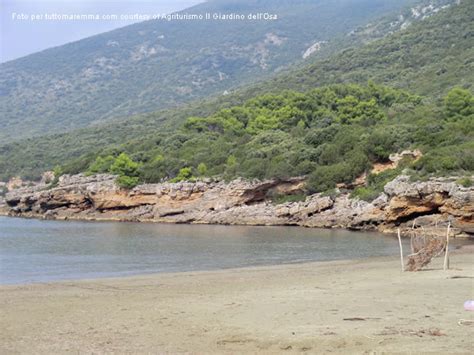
[406,227,447,272]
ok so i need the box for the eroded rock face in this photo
[384,176,473,223]
[3,174,473,237]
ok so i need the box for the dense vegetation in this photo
[230,0,473,100]
[0,0,471,185]
[0,0,418,143]
[71,84,473,196]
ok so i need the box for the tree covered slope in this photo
[0,0,420,143]
[255,0,473,97]
[0,0,471,181]
[77,83,473,197]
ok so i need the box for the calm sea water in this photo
[0,216,469,285]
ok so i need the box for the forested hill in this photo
[77,83,473,199]
[224,0,473,104]
[0,0,472,182]
[0,0,418,143]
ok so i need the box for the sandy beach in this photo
[1,249,473,354]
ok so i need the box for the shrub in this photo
[304,125,340,147]
[87,155,115,175]
[101,153,141,189]
[444,87,473,118]
[110,153,140,177]
[197,163,208,177]
[351,168,401,201]
[48,165,63,189]
[318,144,340,165]
[267,157,293,180]
[116,175,140,189]
[171,167,195,182]
[306,163,352,193]
[457,177,473,188]
[351,186,380,202]
[366,130,398,161]
[138,155,167,183]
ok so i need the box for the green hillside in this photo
[0,0,419,143]
[0,0,472,182]
[255,0,474,97]
[78,83,473,197]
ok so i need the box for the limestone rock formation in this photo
[3,173,473,237]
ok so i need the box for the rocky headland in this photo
[1,173,472,237]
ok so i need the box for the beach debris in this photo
[464,300,474,311]
[376,327,445,337]
[447,276,474,279]
[405,221,450,272]
[403,328,443,337]
[376,327,400,336]
[216,337,254,345]
[343,317,381,321]
[458,319,474,326]
[423,328,445,337]
[406,237,445,271]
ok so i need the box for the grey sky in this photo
[1,0,203,63]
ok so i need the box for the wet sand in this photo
[1,250,473,354]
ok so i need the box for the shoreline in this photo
[0,256,380,287]
[1,251,473,353]
[1,214,473,244]
[3,173,474,238]
[0,211,401,234]
[0,254,398,288]
[1,244,472,288]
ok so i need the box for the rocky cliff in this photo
[2,174,473,237]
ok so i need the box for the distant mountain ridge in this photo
[0,0,470,181]
[1,0,430,143]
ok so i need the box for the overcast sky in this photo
[1,0,203,63]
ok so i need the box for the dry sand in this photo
[1,250,473,354]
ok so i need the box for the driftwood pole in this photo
[397,228,405,272]
[443,222,451,271]
[410,219,417,254]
